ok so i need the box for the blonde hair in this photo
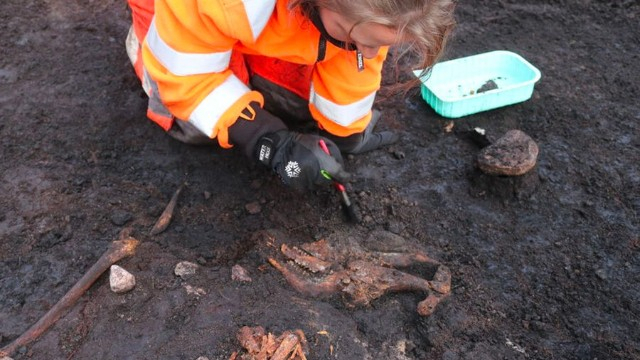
[290,0,456,84]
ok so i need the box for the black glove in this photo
[229,103,349,190]
[321,110,398,154]
[256,130,349,190]
[228,102,288,159]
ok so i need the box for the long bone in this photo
[0,238,139,357]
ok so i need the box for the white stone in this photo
[109,265,136,293]
[184,284,206,297]
[174,261,199,278]
[231,264,252,282]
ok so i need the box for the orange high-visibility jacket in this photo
[133,0,388,148]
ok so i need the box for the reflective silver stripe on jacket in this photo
[242,0,277,41]
[189,75,251,137]
[146,19,232,76]
[309,83,376,126]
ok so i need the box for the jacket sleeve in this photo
[141,0,276,147]
[309,46,389,137]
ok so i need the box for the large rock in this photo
[477,129,539,176]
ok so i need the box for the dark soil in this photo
[1,1,639,359]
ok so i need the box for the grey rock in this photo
[174,261,199,279]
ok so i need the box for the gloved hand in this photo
[229,102,349,190]
[321,110,398,154]
[255,131,350,190]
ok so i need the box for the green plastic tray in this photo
[413,50,541,118]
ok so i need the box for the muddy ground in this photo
[1,1,639,359]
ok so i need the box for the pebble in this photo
[174,261,199,279]
[477,129,539,176]
[231,264,252,282]
[110,210,132,226]
[245,201,262,214]
[385,220,404,235]
[392,150,406,159]
[109,265,136,293]
[184,284,206,297]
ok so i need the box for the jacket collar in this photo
[308,7,357,51]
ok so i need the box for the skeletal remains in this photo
[230,326,307,360]
[267,230,451,316]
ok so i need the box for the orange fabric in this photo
[309,47,388,136]
[146,108,173,131]
[128,0,388,141]
[245,55,313,100]
[229,50,250,85]
[128,0,154,47]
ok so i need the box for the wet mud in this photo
[1,1,639,359]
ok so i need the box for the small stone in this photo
[231,264,252,282]
[476,79,498,93]
[184,284,206,297]
[203,191,211,200]
[385,220,404,235]
[477,129,539,176]
[444,121,454,133]
[392,150,405,160]
[174,261,199,279]
[245,201,262,214]
[109,265,136,293]
[110,210,132,226]
[595,268,607,280]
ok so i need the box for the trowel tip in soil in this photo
[343,203,361,224]
[338,190,361,224]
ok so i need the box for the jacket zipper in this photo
[317,36,327,62]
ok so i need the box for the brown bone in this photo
[150,182,186,235]
[0,238,139,357]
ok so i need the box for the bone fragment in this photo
[417,293,448,316]
[150,182,186,235]
[268,258,343,297]
[270,333,301,360]
[0,238,139,357]
[281,244,331,273]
